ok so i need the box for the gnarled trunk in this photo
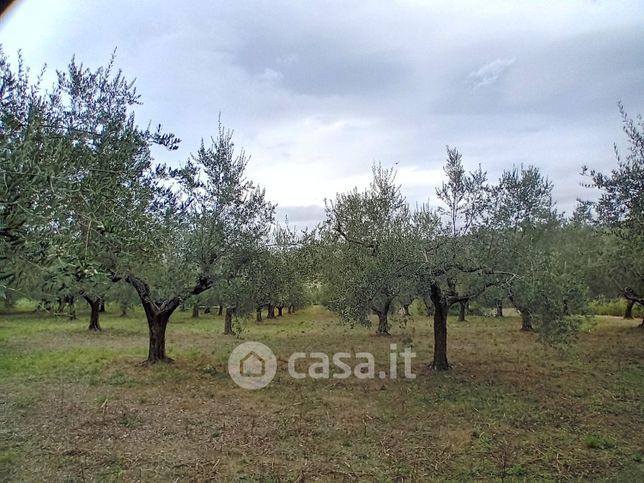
[267,304,276,319]
[217,304,223,316]
[256,306,262,322]
[224,307,236,335]
[99,299,106,313]
[121,272,213,364]
[374,300,391,335]
[288,305,295,314]
[509,293,533,331]
[624,298,635,319]
[136,297,179,364]
[192,304,199,318]
[277,305,283,317]
[83,295,102,331]
[430,283,449,370]
[495,299,504,318]
[147,311,171,363]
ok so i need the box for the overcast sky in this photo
[2,0,643,226]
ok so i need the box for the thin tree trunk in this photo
[99,299,106,313]
[224,307,236,335]
[495,300,504,318]
[256,306,262,322]
[430,283,449,370]
[267,304,276,319]
[218,304,223,316]
[624,298,635,319]
[277,305,283,317]
[83,295,101,331]
[458,300,467,322]
[289,305,295,314]
[192,304,199,318]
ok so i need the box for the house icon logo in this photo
[228,341,277,389]
[240,351,265,377]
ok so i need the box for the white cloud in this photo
[468,58,516,88]
[258,67,284,82]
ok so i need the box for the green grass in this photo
[0,305,643,481]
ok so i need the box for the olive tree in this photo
[322,165,414,335]
[583,104,644,326]
[106,124,275,362]
[414,148,508,369]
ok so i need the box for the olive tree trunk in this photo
[624,298,635,319]
[458,300,467,322]
[374,300,392,335]
[429,283,449,370]
[146,310,171,363]
[224,307,236,335]
[122,273,212,363]
[495,299,504,318]
[520,311,533,331]
[83,295,102,331]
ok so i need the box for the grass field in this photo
[1,305,642,481]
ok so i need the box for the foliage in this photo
[582,103,644,317]
[321,165,414,334]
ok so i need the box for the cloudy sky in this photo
[2,0,643,226]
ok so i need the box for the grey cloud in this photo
[1,0,643,222]
[235,35,409,97]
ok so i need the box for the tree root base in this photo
[143,356,174,365]
[431,363,450,371]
